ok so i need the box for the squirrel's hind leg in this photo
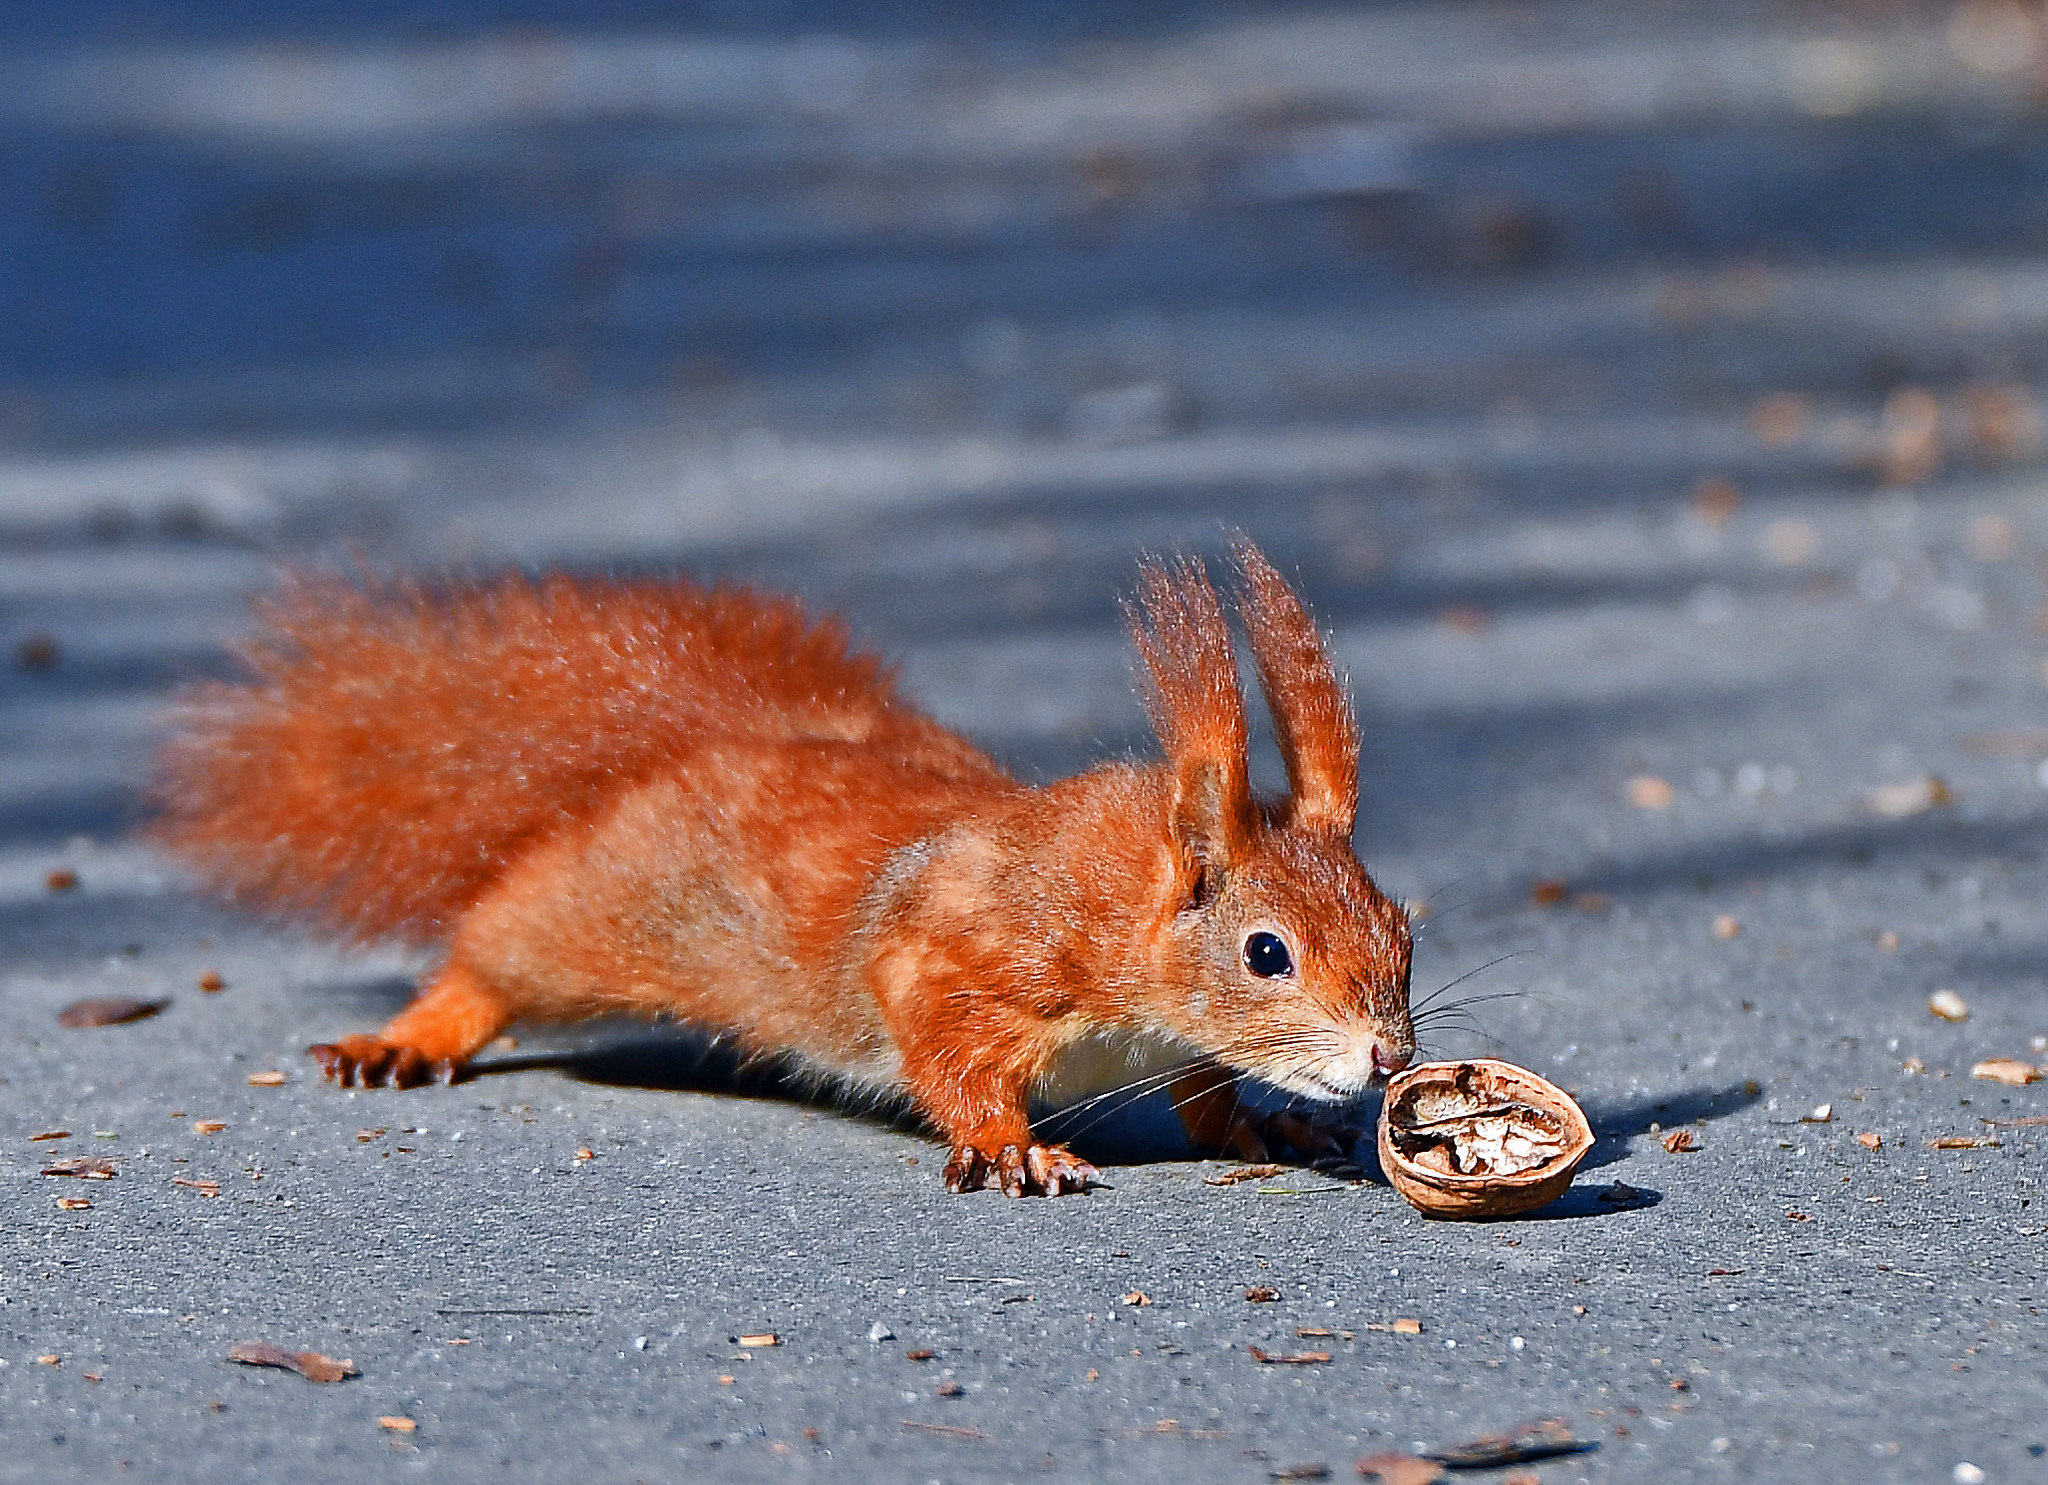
[308,961,511,1089]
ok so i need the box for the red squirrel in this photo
[151,539,1414,1196]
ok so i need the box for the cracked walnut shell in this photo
[1378,1060,1594,1219]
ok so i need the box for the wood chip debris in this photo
[898,1419,987,1440]
[193,1121,226,1135]
[1203,1164,1283,1186]
[1866,775,1953,818]
[197,970,226,993]
[45,867,79,892]
[378,1416,416,1432]
[55,1197,91,1210]
[1712,914,1741,939]
[1801,1104,1834,1124]
[1270,1466,1331,1481]
[1365,1318,1425,1335]
[905,1348,936,1361]
[174,1178,221,1197]
[1928,989,1970,1022]
[1857,1131,1883,1150]
[735,1333,779,1348]
[41,1157,116,1180]
[1660,1129,1698,1153]
[1355,1454,1446,1485]
[1121,1291,1152,1307]
[57,996,165,1029]
[1971,1058,2042,1086]
[935,1381,965,1398]
[29,1130,70,1142]
[1929,1135,2000,1150]
[1424,1417,1596,1468]
[1247,1345,1331,1365]
[226,1342,358,1383]
[1244,1286,1280,1302]
[1624,775,1675,810]
[246,1071,286,1087]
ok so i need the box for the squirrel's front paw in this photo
[944,1142,1098,1197]
[1259,1107,1361,1161]
[307,1035,457,1089]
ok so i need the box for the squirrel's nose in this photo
[1371,1042,1411,1081]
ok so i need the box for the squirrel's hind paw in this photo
[308,1035,458,1089]
[944,1142,1098,1197]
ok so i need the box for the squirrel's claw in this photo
[307,1035,454,1090]
[944,1141,1097,1197]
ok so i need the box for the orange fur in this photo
[153,550,1414,1196]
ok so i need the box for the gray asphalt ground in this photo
[4,3,2048,1481]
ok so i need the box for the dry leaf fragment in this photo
[1857,1131,1883,1151]
[192,1121,226,1135]
[1203,1164,1283,1186]
[246,1071,286,1087]
[1625,775,1675,810]
[174,1178,221,1197]
[378,1416,416,1432]
[197,970,225,993]
[1244,1286,1280,1302]
[1971,1058,2041,1086]
[1246,1345,1331,1364]
[1660,1128,1698,1153]
[1426,1417,1596,1468]
[55,1197,91,1210]
[1928,989,1970,1022]
[1355,1454,1446,1485]
[1867,777,1952,819]
[42,1157,116,1180]
[227,1342,358,1383]
[1929,1135,2000,1150]
[1688,475,1742,524]
[29,1130,71,1142]
[736,1333,779,1348]
[1121,1291,1152,1307]
[1748,393,1811,448]
[574,1147,595,1161]
[1785,1210,1811,1222]
[57,996,165,1029]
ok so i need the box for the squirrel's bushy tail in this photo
[151,572,923,944]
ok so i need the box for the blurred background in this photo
[6,0,2048,961]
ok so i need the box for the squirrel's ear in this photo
[1126,556,1255,879]
[1232,538,1360,837]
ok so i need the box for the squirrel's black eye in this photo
[1242,931,1295,979]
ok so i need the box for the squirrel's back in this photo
[152,571,991,944]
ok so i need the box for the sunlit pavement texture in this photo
[3,4,2047,1481]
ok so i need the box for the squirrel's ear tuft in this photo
[1231,538,1360,837]
[1126,556,1254,872]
